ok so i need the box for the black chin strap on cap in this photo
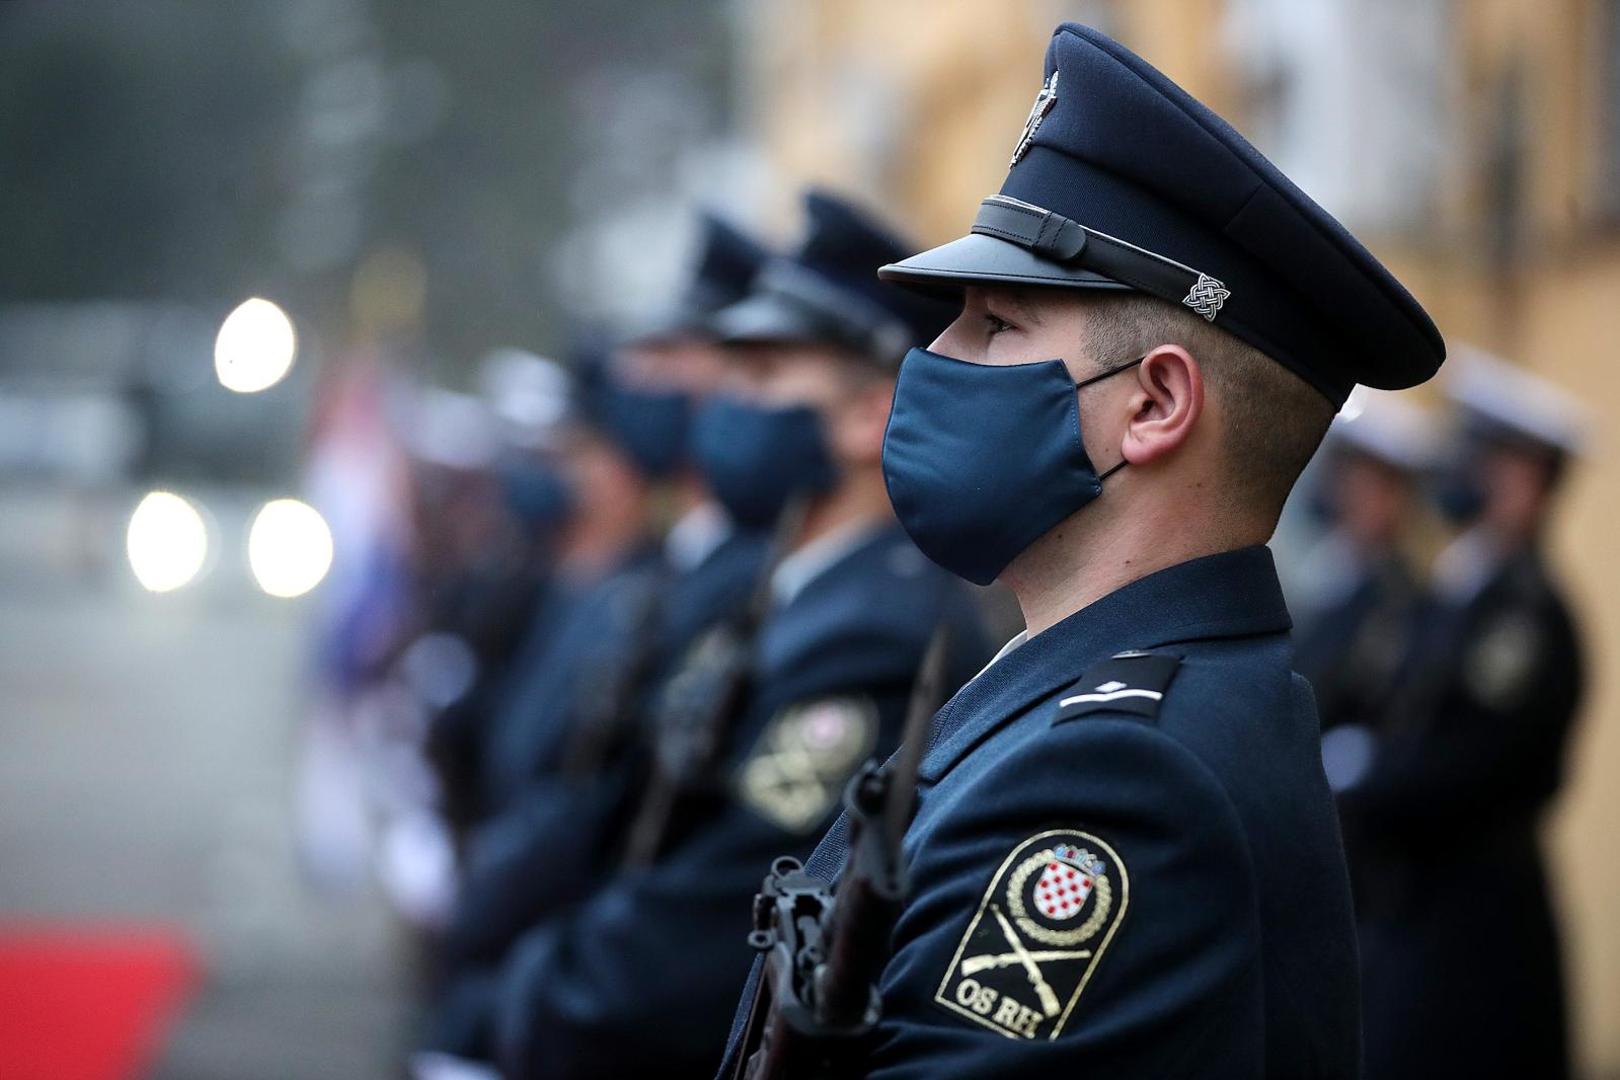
[972,195,1232,324]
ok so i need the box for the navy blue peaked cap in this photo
[634,212,770,343]
[879,24,1446,406]
[715,189,958,368]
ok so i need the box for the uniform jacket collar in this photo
[918,545,1291,781]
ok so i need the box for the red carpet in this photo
[0,923,199,1080]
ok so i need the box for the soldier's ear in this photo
[1117,345,1204,468]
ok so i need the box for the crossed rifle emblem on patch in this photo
[936,831,1128,1040]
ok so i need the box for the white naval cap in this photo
[1331,387,1442,472]
[1446,346,1588,458]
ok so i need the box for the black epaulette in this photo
[1052,650,1182,725]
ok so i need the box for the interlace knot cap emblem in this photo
[1183,272,1231,321]
[1011,71,1059,167]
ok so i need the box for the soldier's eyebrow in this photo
[996,289,1045,328]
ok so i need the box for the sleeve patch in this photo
[736,696,878,833]
[1053,651,1181,723]
[934,829,1129,1040]
[1464,613,1539,709]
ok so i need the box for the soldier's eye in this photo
[983,313,1015,337]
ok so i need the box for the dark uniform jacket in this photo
[1293,550,1423,735]
[720,545,1360,1079]
[1345,546,1582,1080]
[444,527,769,967]
[496,524,990,1080]
[476,542,664,816]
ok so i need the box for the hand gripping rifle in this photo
[731,625,953,1080]
[620,499,809,868]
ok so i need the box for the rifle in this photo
[559,566,669,778]
[732,625,953,1080]
[620,498,809,868]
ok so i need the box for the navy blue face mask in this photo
[501,460,576,537]
[882,347,1140,585]
[599,383,691,479]
[693,395,839,528]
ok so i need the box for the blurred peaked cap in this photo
[1446,346,1588,458]
[713,188,958,368]
[796,189,912,285]
[878,23,1447,407]
[689,213,771,313]
[630,213,771,344]
[1329,388,1441,472]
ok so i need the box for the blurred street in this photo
[0,487,412,1080]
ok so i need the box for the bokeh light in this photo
[214,298,298,393]
[247,498,333,598]
[126,491,210,593]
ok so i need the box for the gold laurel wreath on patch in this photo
[1006,846,1113,947]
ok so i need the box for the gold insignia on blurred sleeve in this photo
[737,696,878,832]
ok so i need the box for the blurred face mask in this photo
[692,395,838,528]
[600,382,692,479]
[882,347,1139,585]
[501,460,576,536]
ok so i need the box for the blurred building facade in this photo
[735,0,1620,1074]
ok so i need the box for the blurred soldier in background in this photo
[490,190,990,1080]
[448,346,665,827]
[1293,390,1435,748]
[416,356,578,843]
[1293,392,1436,910]
[1343,350,1586,1080]
[411,346,665,1070]
[416,216,777,1066]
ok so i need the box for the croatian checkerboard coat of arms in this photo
[936,829,1129,1039]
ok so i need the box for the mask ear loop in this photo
[1073,354,1147,483]
[1073,354,1146,390]
[1096,457,1130,482]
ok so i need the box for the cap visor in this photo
[878,233,1131,295]
[624,314,708,348]
[711,293,824,347]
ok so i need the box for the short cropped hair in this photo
[1080,293,1336,526]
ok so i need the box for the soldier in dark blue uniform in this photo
[1344,350,1586,1080]
[1294,391,1436,740]
[492,190,991,1080]
[1291,393,1437,915]
[416,216,776,1068]
[468,348,668,821]
[718,24,1447,1079]
[440,215,775,966]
